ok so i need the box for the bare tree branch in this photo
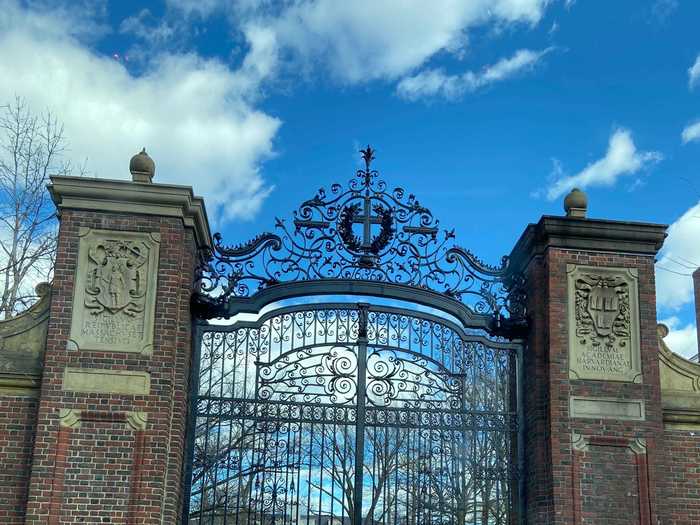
[0,96,70,318]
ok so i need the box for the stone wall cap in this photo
[48,175,212,250]
[509,214,668,274]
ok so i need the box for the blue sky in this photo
[1,0,699,357]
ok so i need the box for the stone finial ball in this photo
[563,187,588,217]
[129,148,155,181]
[35,282,50,297]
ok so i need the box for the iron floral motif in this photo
[258,345,360,405]
[574,273,631,350]
[196,146,522,320]
[337,201,395,261]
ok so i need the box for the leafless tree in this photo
[188,322,519,524]
[405,430,513,525]
[0,96,71,318]
[306,424,409,524]
[404,359,516,525]
[189,344,297,525]
[190,416,277,525]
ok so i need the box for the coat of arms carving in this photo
[85,240,148,317]
[69,228,160,355]
[567,265,641,383]
[574,274,630,350]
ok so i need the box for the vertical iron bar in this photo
[182,320,204,525]
[353,303,369,525]
[516,343,525,525]
[362,194,372,250]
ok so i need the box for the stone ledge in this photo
[570,396,646,421]
[662,391,700,429]
[48,175,212,250]
[58,408,148,430]
[62,368,151,395]
[0,373,40,396]
[509,215,667,275]
[658,323,700,429]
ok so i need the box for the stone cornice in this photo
[658,324,700,429]
[0,373,40,396]
[48,176,212,250]
[509,215,667,275]
[0,283,50,382]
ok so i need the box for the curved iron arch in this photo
[187,300,524,524]
[193,146,527,334]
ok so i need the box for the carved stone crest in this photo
[85,240,147,317]
[69,229,160,354]
[567,265,641,383]
[575,273,630,349]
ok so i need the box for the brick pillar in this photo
[24,161,211,524]
[509,198,667,524]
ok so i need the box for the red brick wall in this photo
[520,248,664,524]
[23,209,197,524]
[0,395,38,524]
[4,201,695,524]
[520,254,555,524]
[661,430,700,524]
[578,441,641,523]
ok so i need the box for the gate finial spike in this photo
[360,145,375,172]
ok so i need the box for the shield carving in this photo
[85,241,147,317]
[586,283,619,337]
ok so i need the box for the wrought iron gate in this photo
[185,147,526,525]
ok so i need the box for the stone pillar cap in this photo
[48,175,212,250]
[129,148,155,183]
[564,187,588,218]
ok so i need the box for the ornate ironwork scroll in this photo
[194,146,525,323]
[184,148,527,525]
[188,303,521,525]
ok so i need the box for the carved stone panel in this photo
[0,283,50,395]
[69,228,160,354]
[0,283,50,376]
[567,265,641,383]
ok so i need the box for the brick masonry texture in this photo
[2,203,699,523]
[660,430,700,524]
[520,249,665,524]
[22,209,197,524]
[578,443,641,523]
[0,395,38,524]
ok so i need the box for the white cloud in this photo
[127,1,553,92]
[650,0,678,24]
[689,54,700,89]
[660,316,698,360]
[682,120,700,144]
[166,0,223,18]
[0,0,553,223]
[656,201,700,310]
[545,128,662,201]
[119,9,177,47]
[254,0,550,83]
[0,0,281,223]
[396,47,552,100]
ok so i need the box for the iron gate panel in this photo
[186,147,527,524]
[189,304,520,525]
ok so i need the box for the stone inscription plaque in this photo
[69,228,160,354]
[567,265,641,383]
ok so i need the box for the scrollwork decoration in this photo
[194,146,525,322]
